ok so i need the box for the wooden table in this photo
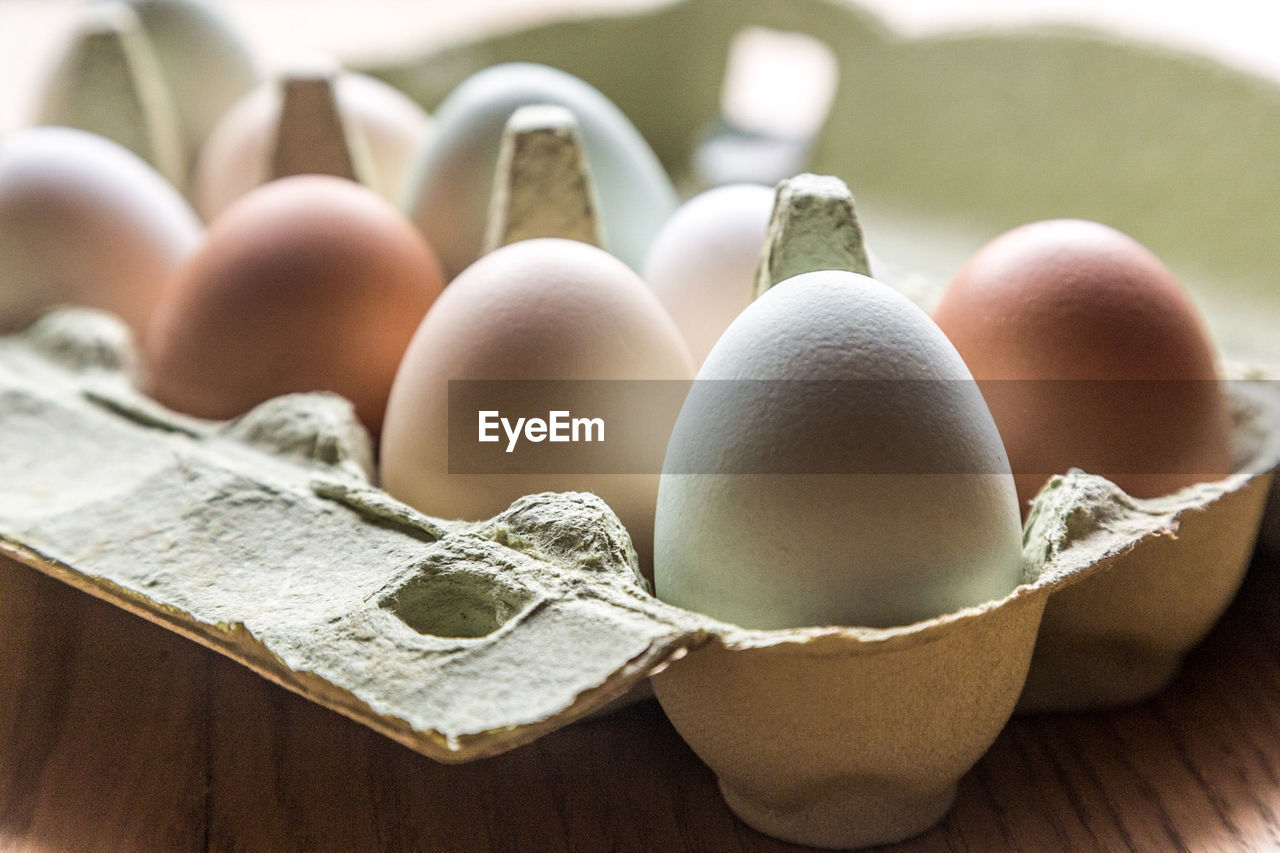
[3,548,1279,852]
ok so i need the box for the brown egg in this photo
[145,175,444,435]
[933,219,1232,514]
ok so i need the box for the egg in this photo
[402,63,677,279]
[654,271,1024,630]
[193,67,431,221]
[35,2,186,187]
[380,238,694,572]
[0,126,201,336]
[644,179,899,369]
[643,184,774,367]
[144,175,444,434]
[117,0,261,166]
[932,219,1233,513]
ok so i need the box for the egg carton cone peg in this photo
[483,104,604,252]
[270,64,372,186]
[35,1,186,189]
[193,60,381,220]
[753,172,870,297]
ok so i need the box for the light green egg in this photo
[655,271,1025,630]
[401,62,677,279]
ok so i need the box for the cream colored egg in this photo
[194,70,431,221]
[655,270,1024,630]
[0,126,201,337]
[645,181,892,368]
[380,237,693,573]
[643,184,774,367]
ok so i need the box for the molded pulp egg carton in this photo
[4,0,1280,848]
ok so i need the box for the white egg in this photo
[643,184,774,367]
[654,271,1024,630]
[401,63,677,279]
[0,127,201,337]
[644,182,893,368]
[193,70,431,221]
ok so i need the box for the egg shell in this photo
[0,126,201,337]
[120,0,260,166]
[144,175,444,435]
[379,237,693,572]
[401,63,677,279]
[932,221,1263,712]
[933,219,1234,513]
[655,270,1024,630]
[642,183,774,367]
[193,70,431,221]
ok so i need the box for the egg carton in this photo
[3,307,1276,850]
[6,0,1280,849]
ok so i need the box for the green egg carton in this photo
[6,1,1280,847]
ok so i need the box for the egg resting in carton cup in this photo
[929,219,1278,711]
[645,174,1280,847]
[0,181,1276,852]
[381,100,693,577]
[648,175,1033,848]
[3,12,1279,842]
[1016,377,1280,712]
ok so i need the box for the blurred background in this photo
[2,0,1279,362]
[3,0,1280,135]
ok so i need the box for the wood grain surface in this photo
[3,549,1280,852]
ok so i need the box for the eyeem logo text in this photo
[478,410,605,453]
